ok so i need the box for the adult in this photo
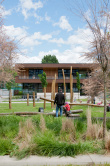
[54,88,65,117]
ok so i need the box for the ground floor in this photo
[20,83,83,95]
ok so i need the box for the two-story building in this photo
[15,63,93,94]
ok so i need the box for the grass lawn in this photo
[0,102,110,118]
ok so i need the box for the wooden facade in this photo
[15,63,94,93]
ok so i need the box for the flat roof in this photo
[16,63,96,69]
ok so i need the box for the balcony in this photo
[15,74,88,84]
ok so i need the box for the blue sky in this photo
[1,0,92,63]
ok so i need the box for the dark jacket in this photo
[54,92,65,106]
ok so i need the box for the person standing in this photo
[54,88,65,117]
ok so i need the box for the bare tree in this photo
[0,0,19,108]
[68,0,110,140]
[82,67,104,103]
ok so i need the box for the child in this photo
[63,102,70,116]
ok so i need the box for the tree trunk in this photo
[103,71,107,141]
[44,87,46,109]
[78,90,79,101]
[70,66,73,103]
[33,91,35,107]
[27,93,29,106]
[9,90,12,109]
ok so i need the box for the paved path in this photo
[0,154,110,166]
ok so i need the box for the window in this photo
[29,69,43,78]
[23,83,43,92]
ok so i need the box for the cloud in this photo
[45,12,51,22]
[17,54,41,63]
[4,25,27,40]
[4,25,52,47]
[67,28,93,51]
[49,38,65,45]
[53,16,73,32]
[4,24,92,64]
[0,5,12,17]
[19,0,43,19]
[17,48,88,64]
[34,32,52,40]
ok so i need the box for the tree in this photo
[0,1,19,108]
[68,0,110,141]
[41,55,59,63]
[82,68,104,103]
[76,72,81,100]
[6,72,17,109]
[38,72,48,109]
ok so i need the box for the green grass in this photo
[0,102,54,113]
[0,102,110,159]
[0,102,110,119]
[0,115,104,159]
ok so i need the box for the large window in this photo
[23,83,43,92]
[58,69,70,78]
[29,69,43,79]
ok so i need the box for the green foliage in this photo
[0,116,20,138]
[33,130,99,156]
[0,115,104,158]
[18,91,23,95]
[75,119,87,133]
[76,72,81,92]
[38,72,48,88]
[0,139,15,155]
[6,71,17,90]
[41,54,59,63]
[44,116,62,135]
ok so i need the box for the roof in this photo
[15,63,96,69]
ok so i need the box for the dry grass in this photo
[105,133,110,151]
[15,119,35,151]
[86,107,103,140]
[60,118,75,142]
[39,115,47,133]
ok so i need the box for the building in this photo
[15,63,93,94]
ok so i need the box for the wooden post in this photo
[51,74,56,109]
[70,66,73,103]
[51,81,53,108]
[9,90,12,109]
[33,91,35,107]
[44,87,46,109]
[62,69,66,98]
[53,74,56,99]
[27,93,29,106]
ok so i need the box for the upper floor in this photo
[15,63,94,83]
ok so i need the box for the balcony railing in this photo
[18,75,88,79]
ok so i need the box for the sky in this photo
[1,0,92,63]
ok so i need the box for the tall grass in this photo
[14,118,35,151]
[0,114,105,159]
[60,118,75,142]
[32,130,99,157]
[86,107,103,140]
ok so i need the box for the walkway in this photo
[0,154,110,166]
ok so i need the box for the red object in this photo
[64,104,70,111]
